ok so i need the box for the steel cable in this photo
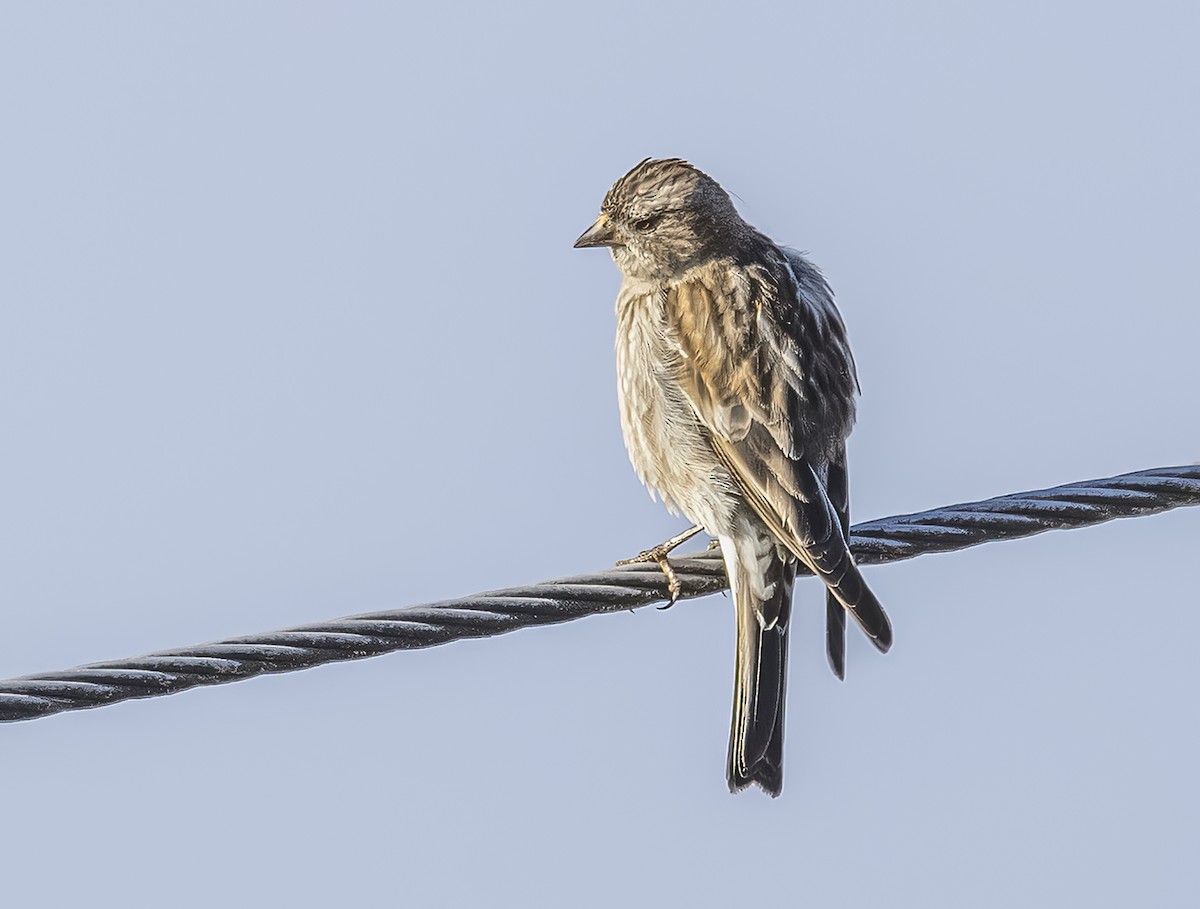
[2,464,1196,722]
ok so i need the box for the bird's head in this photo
[574,158,742,283]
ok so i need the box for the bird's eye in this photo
[634,215,659,232]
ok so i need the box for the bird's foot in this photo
[617,544,684,607]
[616,525,704,609]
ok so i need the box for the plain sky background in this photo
[2,2,1197,906]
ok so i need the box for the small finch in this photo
[575,159,892,796]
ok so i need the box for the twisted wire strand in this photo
[2,464,1196,723]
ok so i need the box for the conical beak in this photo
[573,214,622,249]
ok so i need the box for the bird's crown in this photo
[602,158,717,218]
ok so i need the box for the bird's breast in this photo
[613,286,739,532]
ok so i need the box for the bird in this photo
[574,158,892,796]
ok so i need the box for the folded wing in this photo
[665,252,892,652]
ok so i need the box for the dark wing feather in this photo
[665,250,892,652]
[825,447,850,680]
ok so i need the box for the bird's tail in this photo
[726,542,796,797]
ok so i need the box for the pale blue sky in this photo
[2,3,1197,906]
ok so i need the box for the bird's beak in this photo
[573,214,622,249]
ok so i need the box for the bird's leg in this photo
[616,524,705,608]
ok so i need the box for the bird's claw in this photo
[616,545,683,607]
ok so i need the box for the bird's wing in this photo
[664,257,891,651]
[824,446,850,679]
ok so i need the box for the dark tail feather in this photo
[728,555,795,797]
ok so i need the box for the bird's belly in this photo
[615,304,740,533]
